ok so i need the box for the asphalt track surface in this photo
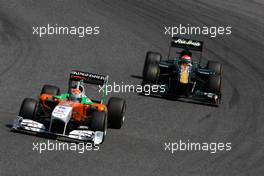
[0,1,264,176]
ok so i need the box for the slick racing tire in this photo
[41,84,60,95]
[207,61,222,75]
[143,51,161,84]
[108,97,126,129]
[208,74,221,93]
[91,111,108,135]
[19,98,38,120]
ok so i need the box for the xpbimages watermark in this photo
[164,140,232,154]
[32,24,100,38]
[164,24,232,38]
[99,82,166,95]
[32,140,99,154]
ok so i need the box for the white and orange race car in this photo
[12,70,126,144]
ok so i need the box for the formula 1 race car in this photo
[142,37,222,105]
[12,70,126,144]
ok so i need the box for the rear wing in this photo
[70,70,108,86]
[171,37,203,51]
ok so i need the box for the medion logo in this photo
[174,39,201,47]
[71,71,105,80]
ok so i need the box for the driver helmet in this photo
[180,54,192,63]
[180,49,192,57]
[70,88,82,101]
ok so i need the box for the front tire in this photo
[208,74,221,93]
[108,97,126,129]
[19,98,38,120]
[90,111,108,134]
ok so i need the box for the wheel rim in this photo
[104,114,107,136]
[121,103,126,123]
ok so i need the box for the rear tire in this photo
[207,61,222,75]
[108,97,126,129]
[142,51,161,84]
[41,85,60,95]
[19,98,38,120]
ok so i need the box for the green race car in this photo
[142,37,222,106]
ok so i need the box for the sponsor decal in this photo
[71,71,105,81]
[174,38,201,47]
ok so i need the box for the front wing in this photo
[140,90,221,106]
[12,116,104,144]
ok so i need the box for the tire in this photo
[41,84,60,95]
[208,74,221,93]
[18,98,38,120]
[207,61,222,75]
[108,97,126,129]
[143,51,161,76]
[142,51,161,83]
[90,111,107,134]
